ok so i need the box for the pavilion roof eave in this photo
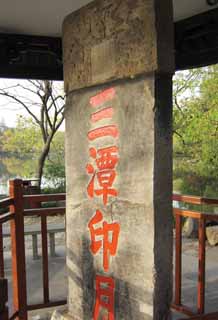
[0,8,217,80]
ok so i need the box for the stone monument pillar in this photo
[59,0,174,319]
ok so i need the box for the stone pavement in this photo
[172,237,218,319]
[4,246,67,320]
[3,238,218,319]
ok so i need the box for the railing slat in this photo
[23,193,66,203]
[0,213,15,224]
[198,218,206,314]
[1,181,67,318]
[0,278,9,320]
[0,197,14,211]
[173,194,218,206]
[173,208,218,221]
[24,207,65,217]
[27,300,67,311]
[9,179,27,320]
[173,208,202,219]
[9,312,19,320]
[41,215,49,304]
[171,303,197,317]
[0,224,4,278]
[174,214,182,306]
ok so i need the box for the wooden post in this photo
[175,214,182,306]
[41,215,49,303]
[0,278,9,320]
[49,233,56,257]
[0,224,4,278]
[32,234,40,260]
[10,179,27,320]
[197,217,206,314]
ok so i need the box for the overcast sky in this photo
[0,79,28,127]
[0,78,65,129]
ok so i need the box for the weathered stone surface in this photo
[63,0,174,319]
[65,74,173,319]
[206,226,218,246]
[63,0,174,93]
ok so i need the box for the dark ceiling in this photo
[175,7,218,70]
[0,8,217,80]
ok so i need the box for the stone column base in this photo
[51,310,80,320]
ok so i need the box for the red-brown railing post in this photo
[41,215,49,304]
[10,179,27,320]
[0,224,4,278]
[175,213,182,306]
[197,217,206,314]
[0,278,9,320]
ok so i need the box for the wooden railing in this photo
[1,181,218,320]
[0,179,66,320]
[0,278,9,320]
[172,194,218,320]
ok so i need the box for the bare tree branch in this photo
[0,80,65,188]
[0,90,41,125]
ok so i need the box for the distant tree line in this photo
[173,64,218,198]
[0,67,218,197]
[0,80,65,191]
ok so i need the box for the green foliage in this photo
[0,123,10,180]
[2,117,42,154]
[1,116,65,189]
[44,131,65,190]
[0,80,65,189]
[1,118,41,178]
[42,185,65,194]
[173,65,218,197]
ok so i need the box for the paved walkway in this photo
[172,237,218,319]
[4,246,67,320]
[3,237,218,319]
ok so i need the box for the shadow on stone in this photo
[66,238,155,319]
[66,235,94,318]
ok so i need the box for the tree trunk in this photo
[37,136,53,189]
[37,151,47,189]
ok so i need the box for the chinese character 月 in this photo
[93,274,115,320]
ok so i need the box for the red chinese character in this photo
[95,171,117,205]
[91,107,114,123]
[86,146,119,205]
[93,275,115,320]
[88,210,120,271]
[88,125,119,141]
[90,88,116,108]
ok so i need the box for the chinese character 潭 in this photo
[86,146,119,205]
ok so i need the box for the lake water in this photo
[0,182,8,196]
[0,177,64,197]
